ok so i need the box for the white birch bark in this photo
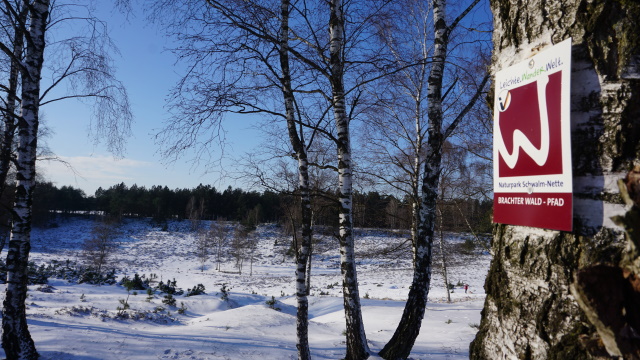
[380,3,446,358]
[330,0,369,358]
[278,1,312,358]
[470,0,640,359]
[380,0,485,358]
[2,1,49,359]
[0,3,27,198]
[410,102,424,264]
[438,208,451,303]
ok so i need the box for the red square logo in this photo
[496,71,563,177]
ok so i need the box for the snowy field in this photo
[4,217,490,359]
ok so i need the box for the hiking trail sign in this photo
[493,38,573,231]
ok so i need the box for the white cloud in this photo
[38,155,154,194]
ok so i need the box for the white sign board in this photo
[493,38,573,231]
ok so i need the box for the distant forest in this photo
[1,182,491,233]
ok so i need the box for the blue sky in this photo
[36,0,492,197]
[38,2,261,196]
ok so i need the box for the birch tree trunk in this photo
[330,0,369,358]
[0,4,27,198]
[438,208,451,303]
[2,1,49,359]
[279,1,312,359]
[470,0,640,359]
[305,243,312,296]
[379,3,446,356]
[411,111,425,264]
[380,0,485,358]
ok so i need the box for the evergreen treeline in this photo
[30,182,279,224]
[11,181,491,232]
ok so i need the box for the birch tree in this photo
[0,1,27,199]
[152,1,397,357]
[2,1,48,357]
[1,1,132,357]
[470,0,640,359]
[278,1,312,357]
[358,0,491,256]
[379,0,490,358]
[328,0,369,357]
[150,1,318,357]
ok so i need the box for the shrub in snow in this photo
[119,273,148,290]
[112,308,176,323]
[34,259,117,285]
[0,259,115,286]
[185,283,206,297]
[82,221,120,276]
[79,268,117,285]
[265,296,281,311]
[55,306,104,317]
[28,263,49,285]
[177,302,188,314]
[116,298,130,317]
[219,283,231,302]
[145,288,155,302]
[156,278,183,296]
[162,293,177,307]
[36,284,55,293]
[0,261,48,285]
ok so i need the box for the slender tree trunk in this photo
[380,0,485,357]
[410,61,427,265]
[438,208,451,303]
[249,242,254,276]
[2,1,49,359]
[293,157,312,360]
[470,0,640,359]
[454,200,490,253]
[410,141,421,265]
[0,5,27,198]
[329,0,369,358]
[279,1,312,358]
[305,237,312,296]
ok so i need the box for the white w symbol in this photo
[496,75,550,169]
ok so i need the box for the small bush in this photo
[219,283,231,302]
[162,293,176,307]
[459,238,476,254]
[80,268,117,285]
[177,302,188,315]
[447,283,455,290]
[156,278,183,296]
[82,221,119,276]
[120,273,148,291]
[145,288,154,302]
[265,296,281,311]
[186,284,206,297]
[0,259,116,286]
[116,298,130,317]
[326,282,339,289]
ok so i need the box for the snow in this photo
[4,217,490,359]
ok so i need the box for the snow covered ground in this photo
[4,217,490,359]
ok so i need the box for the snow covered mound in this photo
[3,216,490,359]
